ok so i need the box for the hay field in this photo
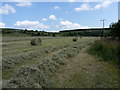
[2,37,97,57]
[2,36,98,80]
[2,36,118,88]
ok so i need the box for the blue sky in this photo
[0,1,118,32]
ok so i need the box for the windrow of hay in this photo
[2,43,78,75]
[31,38,42,45]
[3,41,93,88]
[2,45,69,78]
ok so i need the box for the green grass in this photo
[88,39,119,65]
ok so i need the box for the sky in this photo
[0,0,118,32]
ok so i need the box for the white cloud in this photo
[14,20,49,30]
[16,2,32,7]
[54,6,61,10]
[60,21,90,29]
[48,30,59,32]
[49,15,57,20]
[74,3,91,11]
[0,4,16,14]
[74,1,112,12]
[0,22,5,28]
[42,18,48,21]
[42,15,59,21]
[94,1,112,10]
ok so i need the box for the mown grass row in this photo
[3,41,93,88]
[88,39,120,65]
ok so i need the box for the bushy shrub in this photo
[110,21,120,40]
[88,39,119,64]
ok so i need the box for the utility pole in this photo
[100,19,106,37]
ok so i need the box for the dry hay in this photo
[31,38,42,45]
[2,45,67,73]
[3,41,94,88]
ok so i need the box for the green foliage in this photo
[52,33,56,37]
[1,28,59,37]
[60,30,107,36]
[2,28,112,37]
[88,39,119,65]
[110,21,120,39]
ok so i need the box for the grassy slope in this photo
[87,39,119,65]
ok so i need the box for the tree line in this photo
[1,21,119,39]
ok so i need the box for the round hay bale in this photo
[73,37,77,42]
[31,38,42,45]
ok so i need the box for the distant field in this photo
[2,36,97,56]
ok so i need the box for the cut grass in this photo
[3,40,94,88]
[2,37,98,80]
[3,37,98,56]
[51,47,119,88]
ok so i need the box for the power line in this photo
[100,19,106,37]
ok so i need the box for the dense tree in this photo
[110,21,120,40]
[35,30,38,32]
[37,32,41,36]
[52,33,56,37]
[23,29,28,33]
